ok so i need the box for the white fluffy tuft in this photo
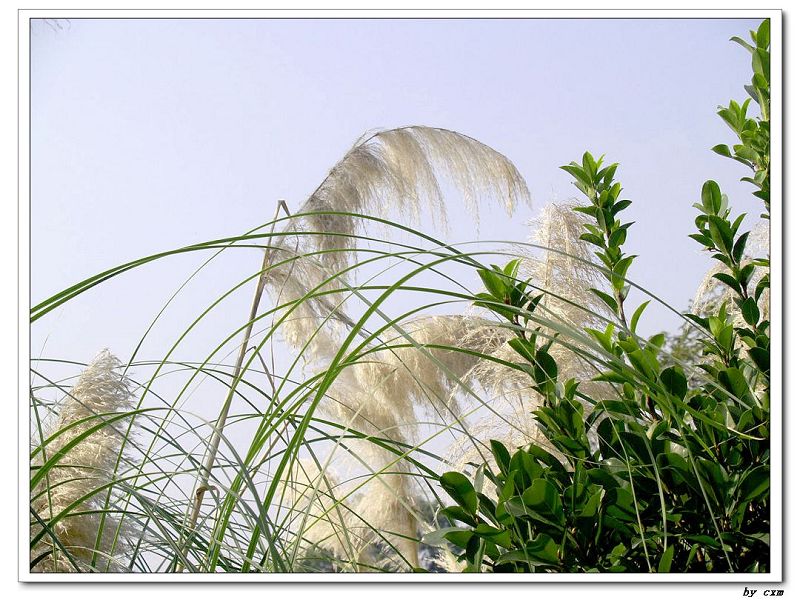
[296,126,530,272]
[31,349,136,573]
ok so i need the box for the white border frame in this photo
[18,8,783,584]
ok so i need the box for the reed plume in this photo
[446,201,613,472]
[264,125,530,353]
[256,127,530,570]
[278,459,355,568]
[31,349,136,573]
[286,199,617,564]
[289,126,530,271]
[521,201,611,334]
[320,316,499,569]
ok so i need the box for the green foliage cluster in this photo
[713,20,771,217]
[433,20,771,573]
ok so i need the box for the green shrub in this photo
[432,20,771,573]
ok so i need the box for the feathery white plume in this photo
[519,201,613,394]
[324,315,502,431]
[348,465,421,571]
[294,126,530,272]
[262,127,531,570]
[278,459,355,564]
[521,201,611,333]
[319,316,498,570]
[31,349,136,573]
[447,202,613,471]
[263,126,530,354]
[262,247,345,357]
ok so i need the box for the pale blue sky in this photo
[31,17,763,364]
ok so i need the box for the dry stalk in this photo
[176,199,290,571]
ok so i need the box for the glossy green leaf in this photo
[494,534,560,567]
[478,268,507,301]
[701,180,723,214]
[658,545,674,572]
[738,465,769,503]
[441,471,478,515]
[741,297,760,326]
[660,365,688,399]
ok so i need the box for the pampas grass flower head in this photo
[31,349,136,573]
